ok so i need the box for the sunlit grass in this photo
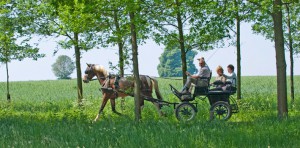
[0,76,299,147]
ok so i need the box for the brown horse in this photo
[83,64,164,121]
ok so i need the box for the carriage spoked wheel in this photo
[175,102,197,121]
[210,101,232,121]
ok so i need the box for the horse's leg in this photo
[110,98,116,112]
[110,98,121,115]
[149,77,165,116]
[140,97,145,111]
[94,94,109,122]
[110,98,122,115]
[120,97,125,112]
[151,101,165,116]
[145,93,165,117]
[135,96,162,118]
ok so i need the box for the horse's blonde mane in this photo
[94,65,109,77]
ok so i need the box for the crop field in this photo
[0,76,300,147]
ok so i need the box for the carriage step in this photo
[180,94,194,101]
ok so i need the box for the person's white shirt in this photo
[225,72,237,86]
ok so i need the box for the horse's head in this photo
[83,64,109,83]
[83,63,96,83]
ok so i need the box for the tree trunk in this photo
[273,0,288,119]
[74,32,83,104]
[114,10,125,77]
[175,0,187,85]
[285,4,294,107]
[129,11,141,121]
[6,61,11,102]
[235,0,242,100]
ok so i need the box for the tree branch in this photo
[247,0,273,16]
[182,14,192,24]
[158,23,178,29]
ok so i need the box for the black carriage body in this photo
[207,93,230,105]
[170,77,239,121]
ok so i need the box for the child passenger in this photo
[224,64,237,86]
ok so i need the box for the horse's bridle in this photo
[85,64,107,81]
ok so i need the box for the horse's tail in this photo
[149,77,163,100]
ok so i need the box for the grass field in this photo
[0,76,300,147]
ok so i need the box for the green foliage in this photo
[249,0,300,54]
[52,55,75,79]
[150,0,232,52]
[248,0,274,40]
[0,1,44,63]
[30,0,109,101]
[283,3,300,54]
[0,76,300,147]
[31,0,103,51]
[158,48,197,77]
[100,1,134,73]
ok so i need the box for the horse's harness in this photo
[85,65,120,96]
[86,65,151,98]
[100,74,121,98]
[100,74,153,99]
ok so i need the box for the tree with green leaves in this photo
[31,0,104,103]
[158,47,197,77]
[129,10,142,121]
[123,0,153,121]
[248,0,290,119]
[213,0,254,100]
[99,2,132,77]
[282,1,300,107]
[52,55,75,79]
[231,0,243,100]
[220,0,251,100]
[0,1,44,101]
[150,0,232,85]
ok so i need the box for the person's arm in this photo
[225,73,235,79]
[221,76,226,83]
[186,71,199,79]
[223,74,228,78]
[191,75,200,79]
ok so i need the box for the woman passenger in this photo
[211,66,226,90]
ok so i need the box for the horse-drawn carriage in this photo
[169,78,238,121]
[83,64,238,122]
[143,76,239,122]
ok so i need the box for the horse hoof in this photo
[113,111,122,115]
[161,113,167,117]
[93,114,100,123]
[93,118,98,123]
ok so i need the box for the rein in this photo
[90,78,99,81]
[155,77,183,80]
[90,76,183,81]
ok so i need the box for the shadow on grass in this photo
[1,101,300,147]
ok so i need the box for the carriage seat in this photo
[208,84,236,95]
[194,71,212,87]
[193,76,211,95]
[207,90,231,95]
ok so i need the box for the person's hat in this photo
[197,57,205,61]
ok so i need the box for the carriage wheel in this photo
[175,102,197,122]
[210,101,232,121]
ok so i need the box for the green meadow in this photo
[0,76,300,147]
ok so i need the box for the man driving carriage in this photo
[181,57,210,94]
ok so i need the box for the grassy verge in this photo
[0,76,299,147]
